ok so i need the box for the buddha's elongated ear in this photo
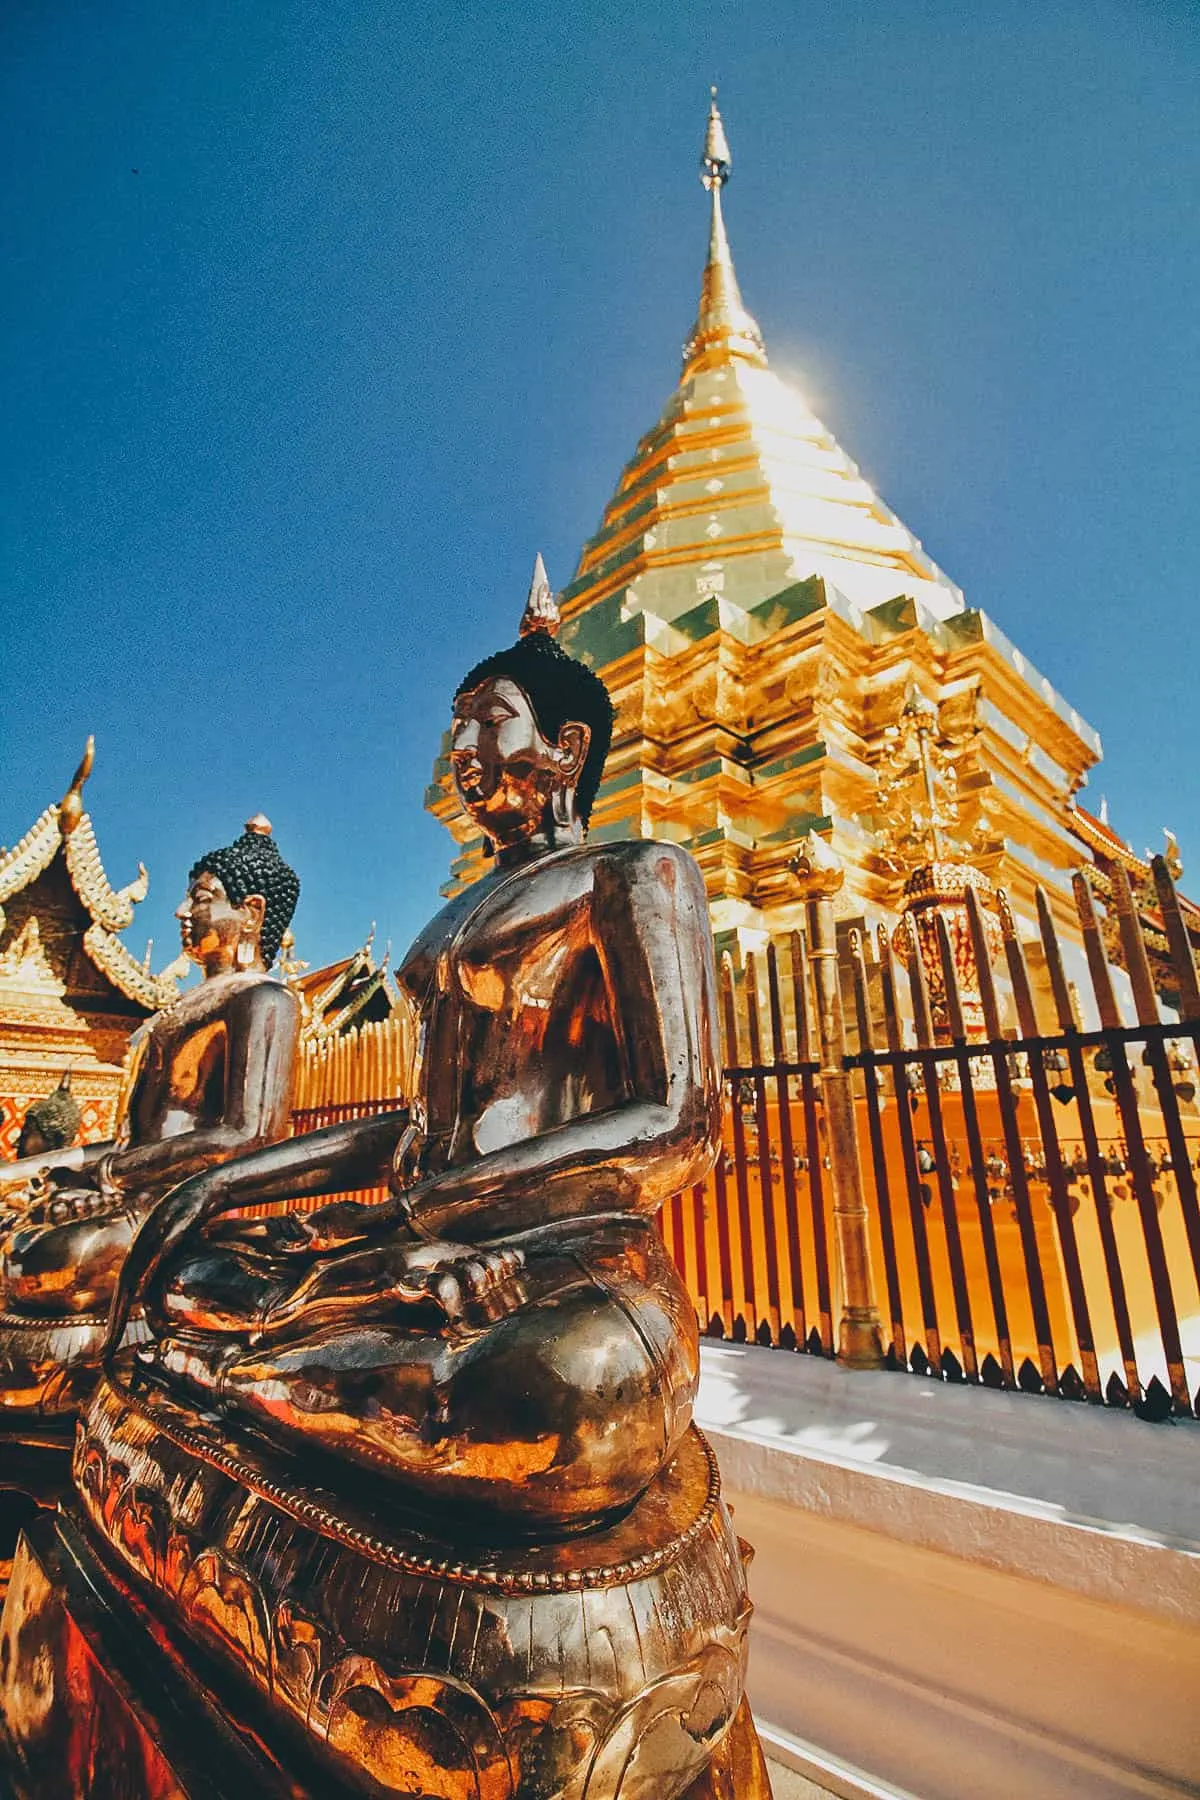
[240,892,267,937]
[556,721,591,784]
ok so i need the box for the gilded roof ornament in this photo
[58,735,94,838]
[64,812,148,931]
[83,922,180,1011]
[518,551,560,638]
[682,91,767,379]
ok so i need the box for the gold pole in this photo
[791,834,885,1369]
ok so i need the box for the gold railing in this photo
[697,855,1200,1415]
[292,1011,414,1116]
[287,862,1200,1415]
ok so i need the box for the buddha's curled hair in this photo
[189,828,300,967]
[455,631,616,828]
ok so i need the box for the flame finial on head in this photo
[518,552,560,639]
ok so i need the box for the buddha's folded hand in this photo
[252,1197,407,1257]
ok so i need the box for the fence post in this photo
[791,834,885,1369]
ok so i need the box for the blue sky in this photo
[2,1,1197,972]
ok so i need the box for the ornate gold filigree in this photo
[82,923,179,1011]
[0,917,62,991]
[75,1378,752,1800]
[0,807,61,936]
[63,811,148,932]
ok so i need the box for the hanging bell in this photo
[1043,1045,1075,1106]
[917,1144,935,1175]
[1167,1042,1196,1103]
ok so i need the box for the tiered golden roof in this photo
[0,740,178,1014]
[0,740,181,1151]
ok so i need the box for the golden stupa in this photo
[431,95,1161,1013]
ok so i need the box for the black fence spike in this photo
[1105,1370,1130,1408]
[1133,1375,1175,1423]
[1057,1363,1085,1402]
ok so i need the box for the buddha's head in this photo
[177,817,300,976]
[17,1071,81,1159]
[451,561,614,854]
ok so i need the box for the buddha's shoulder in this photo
[241,974,301,1021]
[582,836,705,892]
[165,973,300,1033]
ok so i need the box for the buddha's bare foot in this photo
[400,1240,525,1319]
[247,1239,527,1344]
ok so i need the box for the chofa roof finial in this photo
[518,552,560,639]
[58,735,95,838]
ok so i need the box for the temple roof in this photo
[287,929,398,1040]
[0,739,179,1013]
[559,95,964,633]
[1070,806,1200,921]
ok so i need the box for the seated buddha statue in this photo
[0,818,301,1419]
[108,586,721,1535]
[77,572,770,1800]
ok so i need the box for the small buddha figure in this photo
[0,819,301,1418]
[14,1071,81,1163]
[110,580,722,1534]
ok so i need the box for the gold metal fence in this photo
[286,861,1200,1415]
[692,854,1200,1416]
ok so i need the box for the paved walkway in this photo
[767,1761,838,1798]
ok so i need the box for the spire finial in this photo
[682,92,766,379]
[701,87,731,190]
[518,551,560,639]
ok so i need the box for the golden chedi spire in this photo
[557,93,966,639]
[682,90,767,378]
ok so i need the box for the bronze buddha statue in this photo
[71,571,771,1798]
[0,819,301,1420]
